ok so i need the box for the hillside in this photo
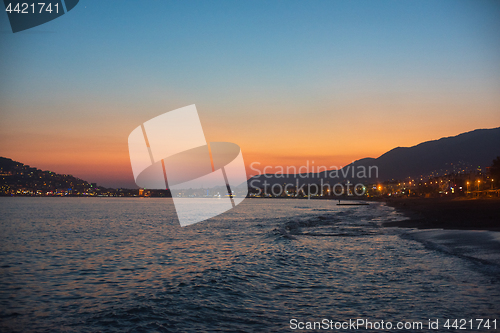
[343,127,500,181]
[249,127,500,186]
[0,157,95,195]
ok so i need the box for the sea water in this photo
[0,197,499,332]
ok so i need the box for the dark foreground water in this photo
[1,198,499,332]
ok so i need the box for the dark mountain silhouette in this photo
[346,127,500,181]
[0,157,94,195]
[0,157,171,196]
[249,127,500,186]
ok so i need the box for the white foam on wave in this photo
[406,229,500,268]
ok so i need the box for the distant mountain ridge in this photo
[348,127,500,181]
[0,156,95,195]
[250,127,500,185]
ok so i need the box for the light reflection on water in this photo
[0,197,499,332]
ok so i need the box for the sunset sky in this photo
[1,0,499,188]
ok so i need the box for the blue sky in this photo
[1,0,499,187]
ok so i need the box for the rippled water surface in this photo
[1,197,499,332]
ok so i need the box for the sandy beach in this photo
[383,197,500,267]
[383,197,500,231]
[404,229,500,267]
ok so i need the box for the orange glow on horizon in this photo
[1,99,499,188]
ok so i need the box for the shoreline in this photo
[383,197,500,231]
[383,197,500,268]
